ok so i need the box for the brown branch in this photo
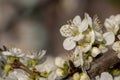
[88,50,120,78]
[59,50,120,80]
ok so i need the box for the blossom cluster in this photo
[54,13,120,80]
[0,47,54,80]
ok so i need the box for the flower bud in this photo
[56,68,64,77]
[73,72,80,80]
[55,57,66,68]
[80,73,89,80]
[87,56,93,62]
[91,47,101,57]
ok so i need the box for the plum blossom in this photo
[104,14,120,34]
[2,48,25,57]
[60,13,95,51]
[26,50,46,60]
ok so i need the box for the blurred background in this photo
[0,0,120,57]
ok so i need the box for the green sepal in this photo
[28,59,38,68]
[112,69,120,76]
[7,56,18,64]
[29,73,40,80]
[40,71,52,78]
[4,64,12,76]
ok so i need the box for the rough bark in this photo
[59,50,120,80]
[88,50,120,78]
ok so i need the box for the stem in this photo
[12,60,42,79]
[19,63,33,75]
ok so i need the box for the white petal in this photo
[2,51,12,56]
[85,13,92,26]
[90,30,95,44]
[115,14,120,24]
[91,47,101,57]
[114,24,119,34]
[63,37,76,50]
[26,55,35,59]
[73,15,81,25]
[104,15,120,34]
[112,41,120,52]
[14,70,29,80]
[100,72,113,80]
[95,31,103,41]
[103,32,115,45]
[117,53,120,59]
[114,75,120,80]
[73,49,83,67]
[79,18,88,32]
[38,50,46,59]
[117,35,120,40]
[17,53,25,57]
[60,25,74,37]
[104,19,112,30]
[95,75,100,80]
[11,48,22,54]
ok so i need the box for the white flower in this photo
[91,47,101,57]
[26,50,46,60]
[112,41,120,53]
[60,13,93,50]
[99,72,113,80]
[73,72,80,80]
[2,48,25,57]
[72,47,84,67]
[103,32,115,45]
[55,57,66,68]
[80,73,90,80]
[104,14,120,34]
[56,68,64,77]
[78,29,95,53]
